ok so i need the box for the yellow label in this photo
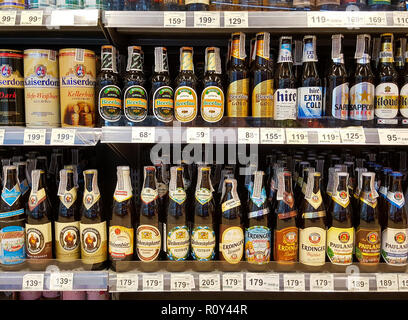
[222,199,241,213]
[231,38,242,60]
[307,191,323,210]
[174,86,197,122]
[26,222,53,259]
[400,83,408,118]
[181,51,193,71]
[201,86,224,123]
[109,225,134,259]
[55,221,80,262]
[255,39,268,60]
[252,79,274,118]
[80,221,107,265]
[59,187,77,209]
[375,83,399,118]
[227,78,249,117]
[327,226,354,265]
[220,226,244,264]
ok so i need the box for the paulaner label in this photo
[297,86,322,119]
[381,227,408,266]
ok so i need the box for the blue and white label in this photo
[381,227,408,266]
[20,180,29,196]
[278,43,292,63]
[297,87,322,119]
[302,41,317,62]
[387,191,405,209]
[0,208,24,219]
[1,185,21,207]
[245,226,271,264]
[250,187,267,208]
[0,225,25,265]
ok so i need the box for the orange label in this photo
[274,226,298,262]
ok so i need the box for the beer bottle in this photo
[186,0,208,10]
[123,46,148,125]
[395,38,406,80]
[326,172,354,265]
[274,36,297,122]
[252,32,274,119]
[355,172,381,264]
[97,45,122,127]
[26,169,53,260]
[174,47,198,123]
[15,161,30,206]
[368,0,390,10]
[201,47,224,123]
[249,37,256,73]
[55,169,80,263]
[293,40,303,86]
[375,33,399,121]
[381,172,408,266]
[400,36,408,119]
[316,0,339,10]
[326,34,349,121]
[151,47,173,123]
[379,167,393,216]
[350,34,375,122]
[293,0,312,9]
[341,0,366,9]
[227,32,249,118]
[165,167,190,261]
[299,172,327,266]
[155,162,169,221]
[219,178,244,264]
[191,167,216,261]
[298,35,323,120]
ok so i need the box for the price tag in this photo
[224,11,248,28]
[347,276,370,292]
[186,127,210,144]
[22,274,44,291]
[50,10,74,26]
[378,129,408,145]
[344,12,365,27]
[317,129,341,144]
[131,127,155,143]
[0,128,5,145]
[246,273,280,292]
[223,273,244,291]
[49,272,74,291]
[24,128,46,145]
[116,273,138,292]
[199,274,220,291]
[237,128,259,144]
[170,274,192,291]
[307,12,345,27]
[194,11,220,28]
[361,12,387,26]
[163,11,186,28]
[286,128,309,144]
[340,127,366,144]
[50,128,76,145]
[283,274,305,292]
[398,274,408,292]
[309,273,334,292]
[142,274,164,292]
[376,274,398,292]
[393,12,408,26]
[260,128,285,144]
[20,10,43,25]
[0,11,16,25]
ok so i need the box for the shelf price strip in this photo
[186,127,210,144]
[194,11,220,28]
[347,275,370,292]
[398,274,408,292]
[199,274,221,291]
[394,12,408,26]
[163,11,186,28]
[260,128,285,144]
[317,129,341,144]
[49,272,74,291]
[131,127,155,143]
[238,128,259,144]
[376,274,398,292]
[142,274,164,292]
[224,11,248,28]
[309,273,334,292]
[0,10,16,25]
[286,128,309,144]
[24,128,46,145]
[246,273,279,292]
[170,274,194,291]
[283,273,305,292]
[116,273,138,292]
[307,11,345,27]
[20,10,43,25]
[50,128,76,145]
[0,129,5,145]
[339,127,366,144]
[22,273,44,291]
[378,129,408,145]
[222,273,244,291]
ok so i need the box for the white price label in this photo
[246,273,280,292]
[131,127,155,143]
[378,129,408,145]
[283,274,305,292]
[238,128,259,144]
[394,12,408,26]
[0,129,5,145]
[309,274,334,292]
[260,128,285,144]
[223,273,244,291]
[286,128,309,144]
[348,276,370,292]
[307,12,345,27]
[362,12,387,26]
[51,128,76,145]
[24,128,46,145]
[116,273,138,292]
[0,11,16,25]
[170,274,193,291]
[340,127,366,144]
[199,274,220,291]
[50,272,74,291]
[22,274,44,291]
[224,11,248,28]
[194,11,220,28]
[317,129,341,144]
[344,11,365,27]
[163,11,186,28]
[376,274,398,292]
[398,274,408,291]
[186,127,210,144]
[142,274,164,292]
[20,10,43,25]
[50,10,74,26]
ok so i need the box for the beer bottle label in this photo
[1,184,21,207]
[331,83,349,120]
[80,221,107,264]
[201,86,224,123]
[302,211,326,219]
[59,187,77,209]
[297,87,322,119]
[387,191,405,208]
[326,226,354,265]
[303,40,317,62]
[55,221,80,262]
[274,88,297,120]
[299,227,326,266]
[219,225,244,264]
[191,225,216,261]
[20,179,29,196]
[273,226,298,262]
[83,191,100,211]
[174,86,198,123]
[227,78,249,117]
[0,225,25,265]
[124,85,148,123]
[355,227,381,264]
[360,192,377,208]
[278,42,293,63]
[252,79,274,118]
[381,227,408,266]
[140,187,158,204]
[368,0,390,4]
[114,190,132,202]
[222,199,241,212]
[400,83,408,118]
[245,226,271,264]
[169,187,186,205]
[350,82,375,120]
[28,188,46,211]
[98,85,122,122]
[185,0,209,4]
[195,187,212,205]
[316,0,340,5]
[250,187,267,208]
[109,225,134,259]
[375,83,399,119]
[166,225,190,261]
[306,191,323,210]
[157,182,168,198]
[332,190,350,208]
[136,225,161,262]
[26,222,52,259]
[153,86,174,123]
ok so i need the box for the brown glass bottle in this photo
[401,36,408,119]
[15,161,30,206]
[155,162,168,223]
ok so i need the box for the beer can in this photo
[0,50,25,126]
[27,0,56,9]
[0,0,26,9]
[59,48,96,127]
[55,0,80,9]
[24,49,60,128]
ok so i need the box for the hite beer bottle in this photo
[381,172,408,266]
[400,36,408,120]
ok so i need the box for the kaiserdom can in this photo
[0,50,25,126]
[59,48,96,127]
[24,49,60,128]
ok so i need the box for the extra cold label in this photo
[350,82,374,121]
[297,87,322,119]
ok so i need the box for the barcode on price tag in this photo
[163,11,186,28]
[223,273,244,291]
[131,127,155,143]
[238,128,259,144]
[142,274,164,292]
[186,127,210,144]
[170,274,192,291]
[20,10,43,25]
[376,274,398,292]
[309,273,334,292]
[51,128,76,145]
[224,11,248,28]
[199,274,220,291]
[398,274,408,291]
[50,272,74,291]
[394,12,408,26]
[307,12,345,27]
[378,129,408,145]
[0,11,16,25]
[347,276,370,292]
[340,127,366,144]
[116,273,138,292]
[0,129,5,145]
[283,274,305,292]
[22,273,44,291]
[24,128,46,145]
[286,128,309,144]
[317,129,341,144]
[246,273,280,291]
[260,128,285,144]
[194,11,220,28]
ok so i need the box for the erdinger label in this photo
[274,226,298,262]
[350,82,374,120]
[245,226,271,264]
[297,87,322,119]
[274,88,297,120]
[220,225,244,264]
[375,82,399,119]
[331,83,349,120]
[299,227,326,266]
[327,227,354,265]
[381,227,408,266]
